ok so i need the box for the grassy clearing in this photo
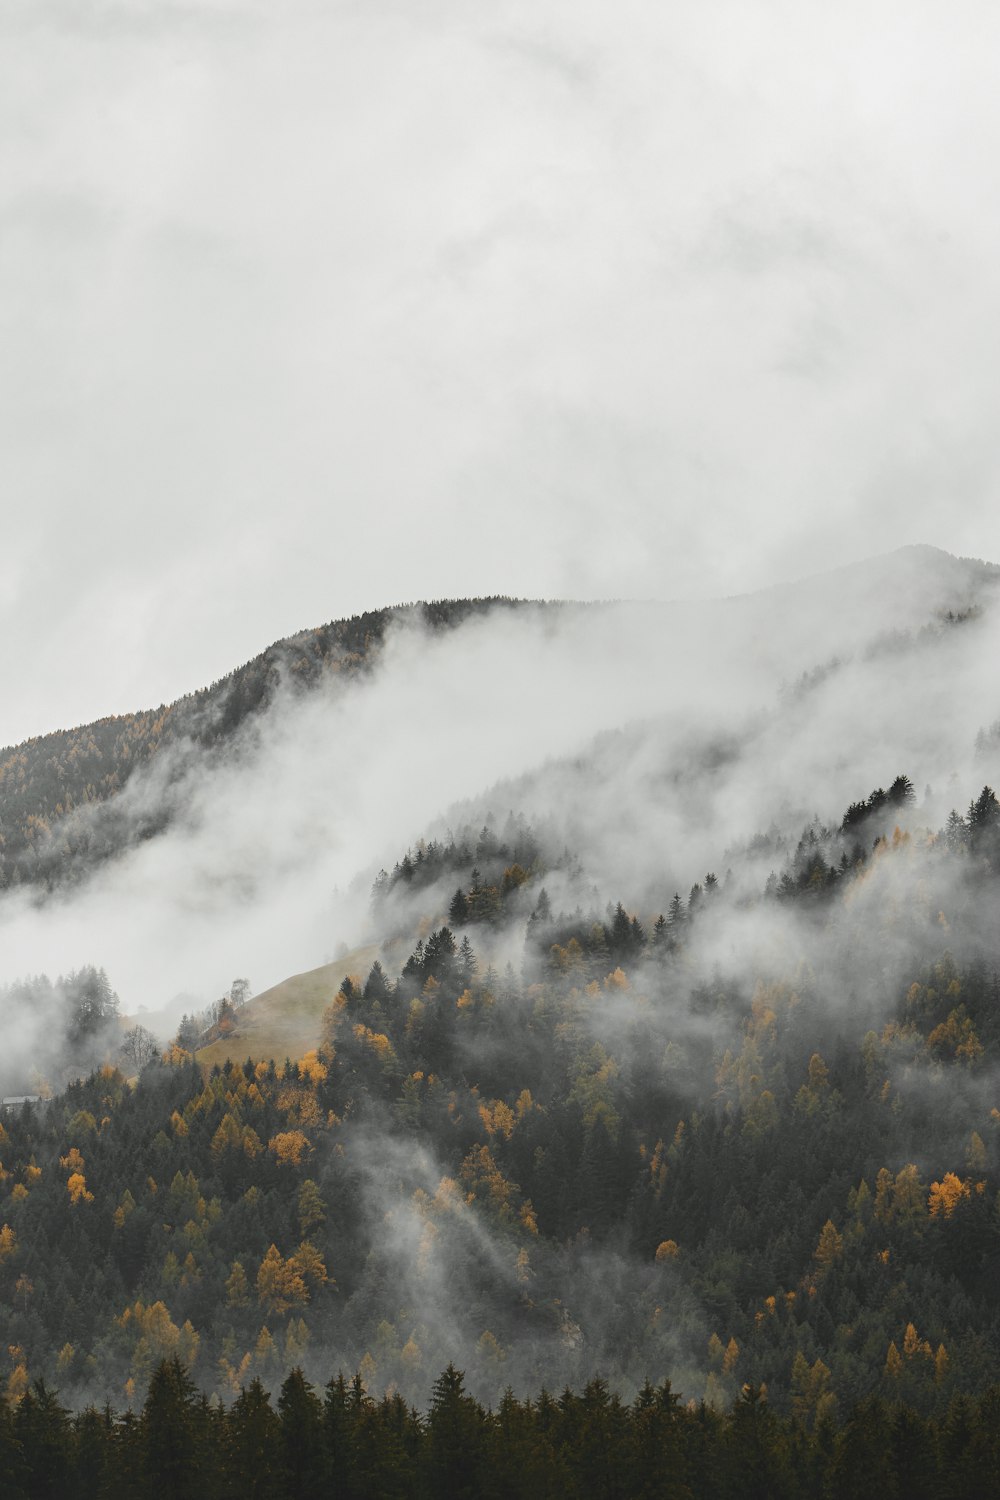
[195,944,378,1071]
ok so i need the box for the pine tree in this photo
[141,1358,204,1500]
[277,1369,324,1500]
[425,1366,487,1499]
[14,1382,72,1500]
[224,1379,281,1500]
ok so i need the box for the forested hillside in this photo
[2,555,1000,1500]
[2,776,1000,1440]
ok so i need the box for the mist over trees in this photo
[2,773,1000,1438]
[0,967,121,1096]
[0,597,542,894]
[0,552,1000,1495]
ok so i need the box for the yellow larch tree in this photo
[814,1220,844,1272]
[928,1172,971,1218]
[67,1172,94,1206]
[268,1131,311,1167]
[226,1261,251,1308]
[256,1244,308,1317]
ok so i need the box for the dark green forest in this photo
[4,1355,1000,1499]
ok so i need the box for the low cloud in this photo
[0,547,994,1052]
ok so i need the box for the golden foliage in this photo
[935,1343,950,1384]
[874,1163,926,1226]
[67,1172,94,1206]
[814,1220,844,1270]
[268,1130,311,1166]
[6,1362,28,1407]
[927,1006,983,1065]
[211,1113,243,1157]
[928,1171,972,1218]
[112,1189,136,1230]
[459,1143,532,1227]
[478,1099,516,1140]
[903,1321,932,1360]
[791,1353,835,1428]
[298,1049,327,1086]
[117,1300,199,1378]
[291,1239,330,1291]
[226,1261,251,1308]
[351,1025,398,1069]
[276,1087,323,1129]
[256,1244,308,1316]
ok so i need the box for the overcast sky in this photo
[3,0,1000,747]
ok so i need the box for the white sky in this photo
[3,0,1000,746]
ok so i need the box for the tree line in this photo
[4,1355,1000,1499]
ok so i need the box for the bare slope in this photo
[195,944,378,1070]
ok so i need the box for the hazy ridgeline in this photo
[0,547,999,1425]
[0,544,996,1027]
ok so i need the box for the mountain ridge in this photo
[1,547,996,898]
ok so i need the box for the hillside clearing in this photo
[195,945,378,1070]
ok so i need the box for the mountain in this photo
[0,596,540,894]
[2,546,1000,1441]
[2,546,995,907]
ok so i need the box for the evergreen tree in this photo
[277,1368,325,1500]
[14,1383,71,1500]
[141,1359,204,1500]
[225,1379,281,1500]
[425,1366,487,1500]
